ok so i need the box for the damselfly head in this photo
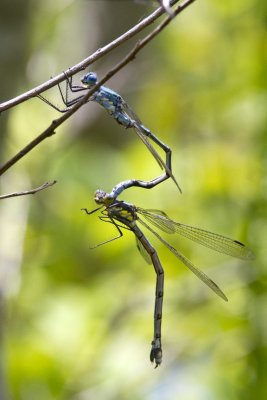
[94,189,106,204]
[81,72,97,87]
[94,189,113,206]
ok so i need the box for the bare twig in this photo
[0,180,57,200]
[0,0,181,113]
[0,0,196,176]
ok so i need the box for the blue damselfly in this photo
[38,72,181,192]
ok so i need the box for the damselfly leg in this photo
[37,72,88,112]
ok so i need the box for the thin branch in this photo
[0,180,57,200]
[0,0,196,176]
[0,0,181,113]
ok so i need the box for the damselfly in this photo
[37,72,181,192]
[82,189,254,366]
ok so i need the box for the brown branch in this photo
[0,0,181,113]
[0,180,57,200]
[0,0,196,176]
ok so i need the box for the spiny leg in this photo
[37,72,88,112]
[36,93,70,113]
[81,206,103,215]
[81,208,125,248]
[36,73,72,112]
[59,72,88,106]
[99,216,132,232]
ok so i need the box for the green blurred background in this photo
[0,0,266,399]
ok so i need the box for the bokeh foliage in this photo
[0,0,266,399]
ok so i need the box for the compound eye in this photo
[81,72,97,87]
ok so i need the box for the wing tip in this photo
[221,293,229,302]
[246,249,256,260]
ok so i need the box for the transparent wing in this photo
[137,208,176,234]
[137,209,254,260]
[119,99,163,169]
[136,237,152,265]
[138,218,228,301]
[122,100,181,191]
[133,124,181,190]
[133,125,166,171]
[171,221,254,260]
[121,98,143,126]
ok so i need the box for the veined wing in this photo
[136,237,152,265]
[137,208,176,234]
[132,124,165,171]
[138,218,228,301]
[121,97,143,126]
[138,209,254,260]
[133,124,181,191]
[120,98,164,169]
[121,99,181,192]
